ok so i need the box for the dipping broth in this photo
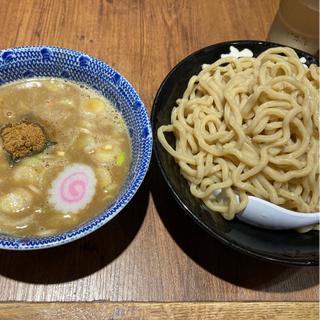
[0,78,131,237]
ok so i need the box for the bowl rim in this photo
[151,39,319,266]
[0,45,153,250]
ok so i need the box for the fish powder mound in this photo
[0,121,46,159]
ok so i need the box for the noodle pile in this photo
[158,47,319,220]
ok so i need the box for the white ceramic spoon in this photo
[237,195,320,230]
[214,190,320,230]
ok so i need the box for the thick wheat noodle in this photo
[158,47,320,220]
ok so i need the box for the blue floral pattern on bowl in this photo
[0,46,153,250]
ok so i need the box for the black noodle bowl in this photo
[151,40,319,266]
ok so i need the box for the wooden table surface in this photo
[0,0,319,318]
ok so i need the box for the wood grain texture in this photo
[0,0,318,303]
[0,302,318,320]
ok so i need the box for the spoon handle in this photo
[237,196,320,230]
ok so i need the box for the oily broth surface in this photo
[0,78,131,237]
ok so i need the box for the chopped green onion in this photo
[116,151,125,166]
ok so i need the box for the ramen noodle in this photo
[158,47,319,220]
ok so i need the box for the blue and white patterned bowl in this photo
[0,46,152,250]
